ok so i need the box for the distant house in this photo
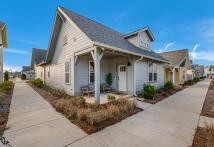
[0,21,8,82]
[21,66,34,80]
[33,6,168,104]
[191,64,204,78]
[159,49,192,85]
[31,48,47,81]
[206,65,214,78]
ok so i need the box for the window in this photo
[65,61,70,84]
[183,70,185,80]
[120,66,126,72]
[148,62,158,82]
[63,35,68,46]
[148,63,153,82]
[153,64,157,81]
[41,71,43,78]
[89,61,94,84]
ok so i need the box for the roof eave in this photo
[93,41,169,63]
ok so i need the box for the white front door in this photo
[118,65,127,91]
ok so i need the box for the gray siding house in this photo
[36,6,168,104]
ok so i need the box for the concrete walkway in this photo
[2,79,210,147]
[3,79,87,147]
[67,79,210,147]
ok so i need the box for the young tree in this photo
[4,71,9,81]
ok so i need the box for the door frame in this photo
[117,65,128,92]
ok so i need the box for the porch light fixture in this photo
[128,62,131,66]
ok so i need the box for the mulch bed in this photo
[0,85,14,137]
[201,85,214,118]
[28,83,142,134]
[190,126,214,147]
[143,87,184,104]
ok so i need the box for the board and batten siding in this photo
[135,60,164,93]
[45,18,93,95]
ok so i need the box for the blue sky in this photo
[1,0,214,71]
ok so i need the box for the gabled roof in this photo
[22,66,31,72]
[46,6,168,63]
[0,21,5,29]
[159,49,189,66]
[123,27,155,41]
[31,48,47,67]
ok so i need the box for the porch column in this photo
[172,67,176,85]
[92,47,104,104]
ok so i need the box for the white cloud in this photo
[17,39,42,46]
[158,42,175,53]
[113,11,128,22]
[4,64,22,72]
[4,48,29,55]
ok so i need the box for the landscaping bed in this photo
[201,79,214,118]
[190,125,214,147]
[0,81,14,136]
[28,79,142,134]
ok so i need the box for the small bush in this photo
[31,78,44,88]
[4,71,9,81]
[21,74,26,80]
[193,77,200,82]
[185,80,194,85]
[141,84,156,99]
[164,81,174,89]
[107,94,116,101]
[0,81,13,92]
[106,73,112,86]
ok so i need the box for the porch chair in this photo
[81,85,94,97]
[101,83,112,93]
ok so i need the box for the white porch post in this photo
[91,47,103,104]
[172,67,176,85]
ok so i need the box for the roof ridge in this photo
[59,6,123,36]
[159,49,188,54]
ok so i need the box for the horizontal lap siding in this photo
[45,19,92,95]
[135,60,164,93]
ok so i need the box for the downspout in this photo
[133,56,144,96]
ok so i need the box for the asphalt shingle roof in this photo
[32,48,47,65]
[159,49,189,65]
[0,21,5,29]
[22,66,31,72]
[59,7,167,62]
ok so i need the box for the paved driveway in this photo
[67,79,210,147]
[2,79,210,147]
[3,79,87,147]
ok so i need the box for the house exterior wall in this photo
[44,18,92,95]
[34,65,44,80]
[135,60,164,93]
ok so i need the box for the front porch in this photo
[164,65,180,85]
[74,46,138,104]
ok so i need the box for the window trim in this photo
[65,61,71,85]
[148,62,158,83]
[89,61,95,84]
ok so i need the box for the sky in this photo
[1,0,214,71]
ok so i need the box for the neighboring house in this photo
[31,48,47,81]
[191,64,204,78]
[0,21,8,82]
[36,6,168,104]
[207,65,214,78]
[159,49,191,85]
[21,66,34,80]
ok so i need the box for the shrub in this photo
[4,71,9,81]
[107,94,116,101]
[164,81,174,89]
[0,81,13,92]
[141,84,156,99]
[31,78,44,88]
[185,80,194,85]
[193,77,200,82]
[106,73,112,86]
[21,74,26,80]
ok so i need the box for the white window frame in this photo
[89,61,94,84]
[65,61,70,85]
[148,62,158,83]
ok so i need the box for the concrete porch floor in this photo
[83,92,132,104]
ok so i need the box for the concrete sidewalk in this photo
[67,79,210,147]
[3,79,87,147]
